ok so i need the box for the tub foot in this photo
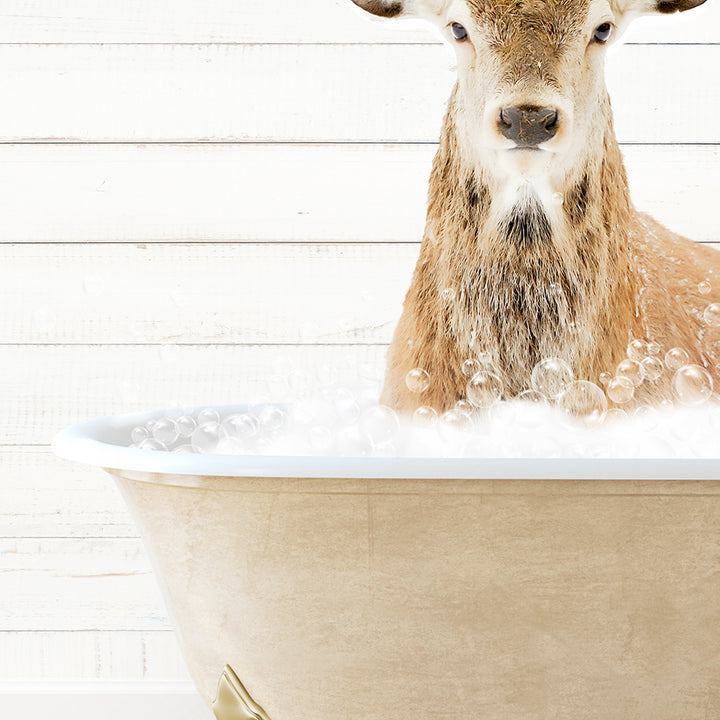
[212,665,272,720]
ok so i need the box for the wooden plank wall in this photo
[0,0,718,684]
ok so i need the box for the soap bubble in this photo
[517,389,547,404]
[152,418,179,445]
[405,368,430,394]
[703,303,720,327]
[197,408,220,426]
[359,405,400,445]
[633,405,659,432]
[138,438,167,452]
[220,413,259,441]
[607,376,634,404]
[258,407,286,434]
[466,370,503,408]
[698,280,712,295]
[665,347,689,371]
[616,359,644,387]
[176,415,197,438]
[599,372,612,386]
[441,288,456,302]
[647,341,661,356]
[627,339,649,361]
[438,409,474,440]
[672,364,713,407]
[455,398,475,413]
[191,422,221,453]
[557,381,607,426]
[531,357,573,399]
[131,425,150,444]
[640,356,664,382]
[461,359,480,377]
[476,351,495,370]
[413,405,438,426]
[604,408,627,424]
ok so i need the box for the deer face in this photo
[350,0,706,193]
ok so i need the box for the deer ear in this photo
[349,1,406,18]
[654,0,707,13]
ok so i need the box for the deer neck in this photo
[416,87,637,395]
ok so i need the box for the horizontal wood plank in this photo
[0,0,714,44]
[0,538,170,631]
[0,631,189,678]
[0,44,715,143]
[1,243,413,344]
[0,448,135,538]
[0,344,388,445]
[0,144,716,243]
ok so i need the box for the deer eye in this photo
[450,23,468,41]
[592,23,613,44]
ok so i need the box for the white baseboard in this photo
[0,680,214,720]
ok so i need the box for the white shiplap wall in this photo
[0,0,717,705]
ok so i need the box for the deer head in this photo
[350,0,707,204]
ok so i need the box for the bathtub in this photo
[53,405,720,720]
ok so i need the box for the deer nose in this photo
[498,106,559,147]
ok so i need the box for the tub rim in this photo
[51,405,720,480]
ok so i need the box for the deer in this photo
[348,0,720,414]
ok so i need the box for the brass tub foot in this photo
[212,665,272,720]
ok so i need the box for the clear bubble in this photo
[359,405,400,445]
[672,364,713,407]
[191,422,221,453]
[665,347,689,371]
[640,356,664,382]
[607,376,634,404]
[438,409,474,441]
[441,288,456,302]
[627,339,649,361]
[138,438,167,452]
[455,398,475,413]
[176,414,197,438]
[405,368,430,394]
[258,407,286,434]
[461,359,480,377]
[616,359,645,387]
[531,357,574,399]
[309,425,335,453]
[698,280,712,295]
[476,351,496,371]
[197,408,220,426]
[703,303,720,327]
[413,405,439,426]
[466,370,503,408]
[647,341,661,356]
[152,418,179,445]
[604,408,628,424]
[599,372,612,386]
[557,381,607,426]
[131,425,150,444]
[333,387,360,425]
[517,389,547,404]
[220,413,259,441]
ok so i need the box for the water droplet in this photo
[152,418,179,445]
[615,358,645,387]
[607,376,634,404]
[640,356,664,382]
[466,370,503,408]
[671,364,713,407]
[413,405,438,426]
[703,302,720,327]
[531,357,574,399]
[627,339,649,361]
[441,287,456,302]
[698,280,712,295]
[557,381,607,426]
[665,347,689,371]
[405,368,430,393]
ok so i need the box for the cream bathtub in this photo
[53,406,720,720]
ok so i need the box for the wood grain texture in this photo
[0,44,715,143]
[0,144,716,242]
[0,0,714,43]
